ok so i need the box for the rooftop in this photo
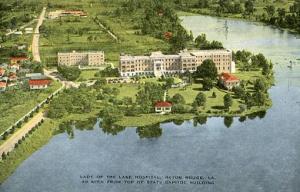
[29,79,51,86]
[155,101,173,108]
[189,49,232,56]
[10,56,28,60]
[0,82,6,88]
[220,73,239,82]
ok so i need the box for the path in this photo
[0,112,44,156]
[32,7,47,62]
[5,19,37,36]
[94,18,118,42]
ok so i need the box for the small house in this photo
[0,82,7,92]
[155,101,172,113]
[13,31,23,35]
[10,56,28,65]
[17,44,27,50]
[25,28,33,34]
[219,73,240,90]
[10,64,20,71]
[8,73,17,81]
[0,68,5,77]
[29,79,51,90]
[25,73,44,79]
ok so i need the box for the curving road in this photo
[32,7,47,62]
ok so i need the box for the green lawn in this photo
[234,69,262,81]
[0,81,62,134]
[76,70,99,81]
[116,113,194,127]
[109,84,139,101]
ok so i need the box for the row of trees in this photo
[178,0,300,33]
[260,2,300,32]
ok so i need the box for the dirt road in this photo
[0,112,44,156]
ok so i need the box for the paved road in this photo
[32,7,47,62]
[0,112,44,156]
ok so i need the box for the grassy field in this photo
[0,81,62,134]
[40,0,170,67]
[116,113,194,127]
[76,70,99,81]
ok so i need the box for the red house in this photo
[29,79,51,90]
[0,82,6,92]
[155,101,172,113]
[10,56,28,65]
[219,73,240,90]
[0,68,5,77]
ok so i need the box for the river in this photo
[1,15,300,192]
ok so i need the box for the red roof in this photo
[0,82,7,88]
[29,79,51,86]
[220,73,239,82]
[155,101,172,108]
[0,68,5,75]
[10,56,28,61]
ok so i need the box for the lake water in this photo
[1,15,300,192]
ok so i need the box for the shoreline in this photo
[177,10,300,36]
[0,102,271,184]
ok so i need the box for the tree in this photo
[100,106,124,124]
[164,77,175,89]
[123,97,133,108]
[87,35,93,42]
[202,77,214,91]
[245,0,255,15]
[136,83,164,113]
[233,86,245,98]
[194,59,218,80]
[224,116,233,128]
[253,91,267,105]
[195,33,223,49]
[254,78,267,92]
[195,92,206,107]
[223,93,233,110]
[172,104,186,113]
[171,93,185,104]
[57,66,81,81]
[1,152,6,160]
[212,92,217,98]
[264,5,275,18]
[195,33,208,47]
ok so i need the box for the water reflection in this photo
[54,111,267,139]
[54,121,74,139]
[193,116,208,127]
[54,118,98,138]
[247,110,267,120]
[100,121,126,136]
[136,123,162,139]
[224,116,234,128]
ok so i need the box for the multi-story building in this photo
[57,51,105,66]
[119,49,236,77]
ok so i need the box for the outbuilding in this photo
[29,79,51,90]
[219,73,240,90]
[155,101,172,113]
